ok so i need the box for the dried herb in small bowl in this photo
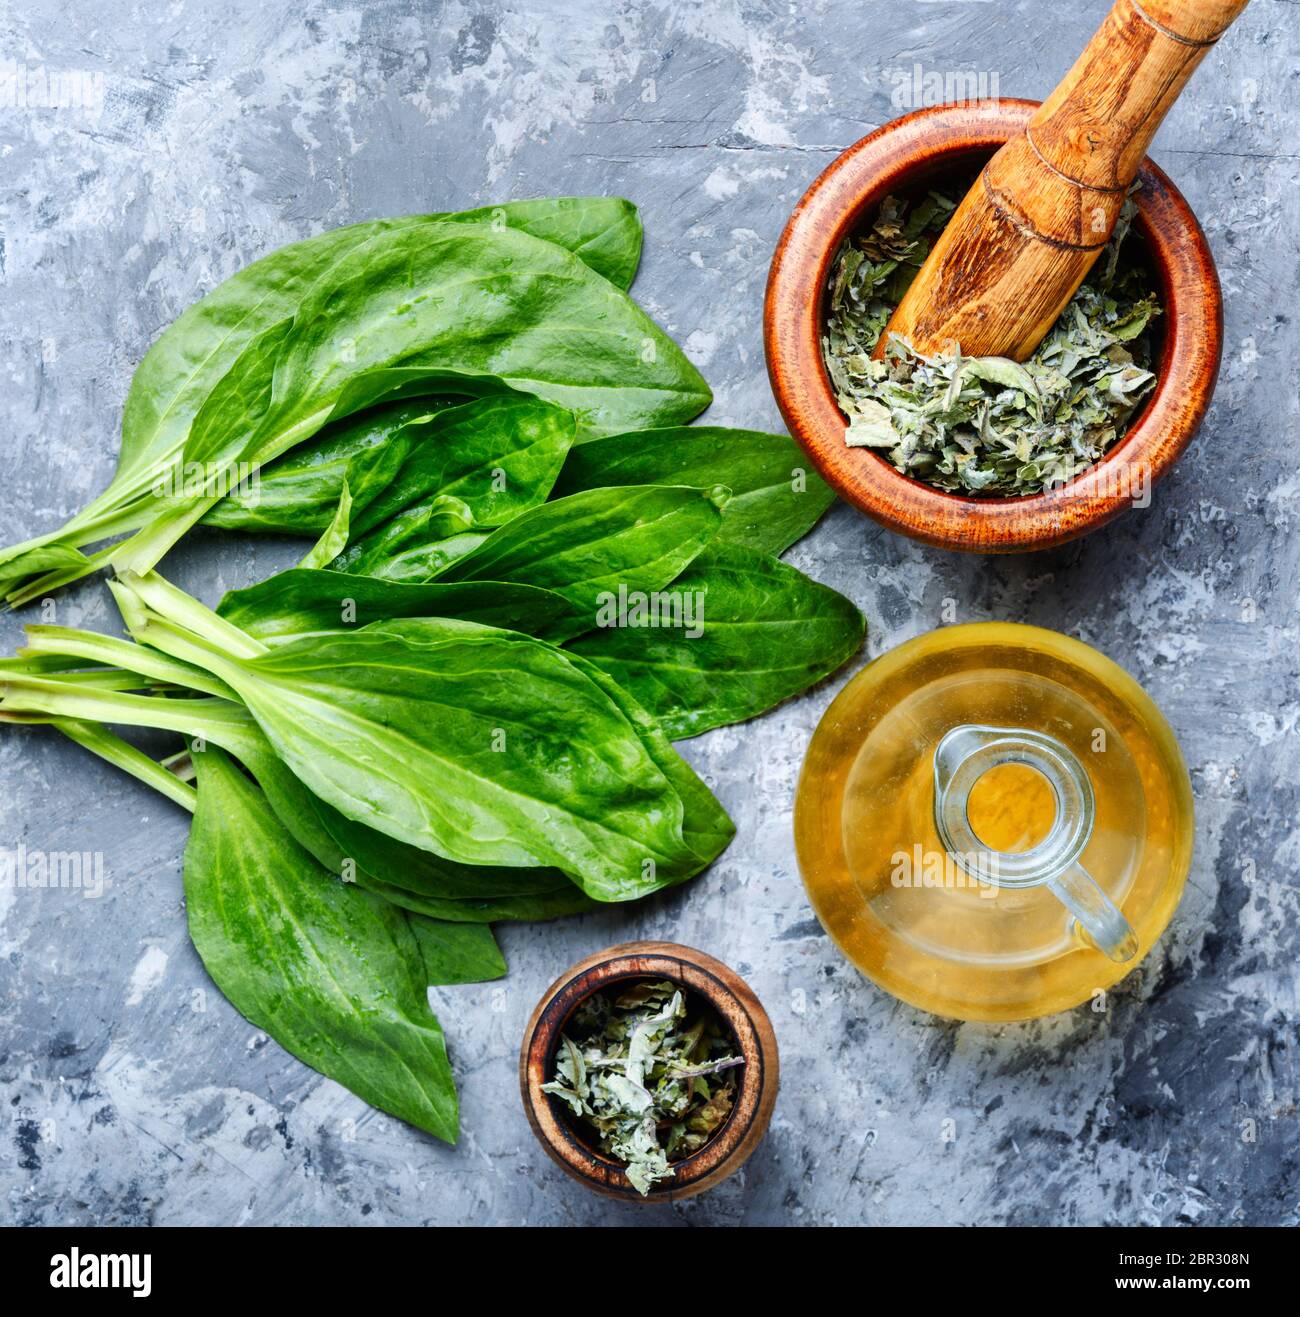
[540,978,744,1196]
[822,188,1163,496]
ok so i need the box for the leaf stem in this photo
[35,669,159,692]
[0,675,252,746]
[108,408,334,577]
[20,625,237,699]
[5,544,117,609]
[53,718,198,812]
[114,572,268,659]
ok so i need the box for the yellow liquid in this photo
[966,762,1056,853]
[794,623,1194,1022]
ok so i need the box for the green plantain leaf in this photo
[331,496,475,578]
[553,425,836,555]
[262,221,708,445]
[184,747,460,1142]
[203,398,452,534]
[562,648,735,863]
[0,198,644,597]
[434,196,642,290]
[118,223,416,499]
[348,395,577,539]
[404,915,506,986]
[358,877,596,925]
[436,485,726,633]
[298,482,352,570]
[0,544,93,594]
[119,198,641,499]
[1,668,596,925]
[338,530,489,584]
[222,714,597,915]
[209,624,714,897]
[568,542,866,739]
[216,568,579,644]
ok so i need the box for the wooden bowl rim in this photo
[763,99,1223,553]
[518,940,779,1202]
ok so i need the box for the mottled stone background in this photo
[0,0,1296,1227]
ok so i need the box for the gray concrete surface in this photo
[0,0,1296,1227]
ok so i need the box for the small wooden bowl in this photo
[519,941,779,1202]
[764,100,1223,553]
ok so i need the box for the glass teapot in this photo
[794,623,1194,1022]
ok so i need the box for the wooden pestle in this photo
[877,0,1249,362]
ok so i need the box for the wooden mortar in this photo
[764,100,1222,553]
[519,941,779,1202]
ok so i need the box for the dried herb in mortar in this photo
[822,189,1162,495]
[541,978,743,1195]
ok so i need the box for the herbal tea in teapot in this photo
[794,623,1193,1021]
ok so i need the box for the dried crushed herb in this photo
[541,978,743,1195]
[822,188,1163,495]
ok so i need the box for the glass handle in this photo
[1049,862,1139,963]
[933,724,1137,963]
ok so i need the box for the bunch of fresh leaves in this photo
[0,195,865,1151]
[208,412,861,738]
[822,189,1163,494]
[541,978,742,1195]
[0,196,698,604]
[0,669,508,1143]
